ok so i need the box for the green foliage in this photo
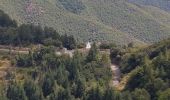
[120,54,144,73]
[42,74,55,97]
[74,79,85,98]
[86,86,102,100]
[7,83,27,100]
[11,43,112,99]
[1,8,170,99]
[2,38,170,99]
[87,43,99,62]
[103,88,122,100]
[0,10,17,27]
[158,88,170,100]
[24,80,43,100]
[55,64,68,86]
[77,43,86,49]
[0,12,76,49]
[132,88,151,100]
[100,53,111,67]
[121,91,132,100]
[62,34,76,50]
[16,54,33,67]
[59,0,86,14]
[1,0,170,44]
[120,39,170,99]
[99,42,115,49]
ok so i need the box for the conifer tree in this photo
[87,42,99,62]
[7,83,27,100]
[24,80,43,100]
[132,88,151,100]
[42,74,55,97]
[75,79,85,98]
[56,64,67,85]
[87,86,102,100]
[103,88,115,100]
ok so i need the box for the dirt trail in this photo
[0,48,29,54]
[0,60,13,80]
[112,67,141,91]
[110,64,121,86]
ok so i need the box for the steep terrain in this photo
[0,0,170,44]
[128,0,170,12]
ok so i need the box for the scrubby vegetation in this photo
[0,0,170,44]
[0,10,113,100]
[0,3,170,100]
[0,10,76,50]
[109,38,170,100]
[58,0,86,14]
[128,0,170,11]
[2,38,169,100]
[0,43,113,100]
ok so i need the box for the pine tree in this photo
[42,74,55,97]
[56,64,68,86]
[101,53,111,67]
[75,79,85,98]
[87,42,99,62]
[87,86,102,100]
[24,80,43,100]
[132,88,151,100]
[143,56,154,82]
[7,83,27,100]
[158,88,170,100]
[70,56,80,81]
[121,91,132,100]
[159,67,166,78]
[103,88,115,100]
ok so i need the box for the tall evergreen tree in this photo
[158,88,170,100]
[132,88,151,100]
[42,74,55,97]
[56,64,68,86]
[87,86,102,100]
[74,79,85,98]
[103,88,115,100]
[87,42,99,62]
[7,83,27,100]
[24,80,43,100]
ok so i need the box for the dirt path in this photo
[110,64,121,86]
[0,48,29,54]
[0,60,14,80]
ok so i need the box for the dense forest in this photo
[1,0,170,44]
[0,9,170,100]
[114,39,170,100]
[0,10,76,50]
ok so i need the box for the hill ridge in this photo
[0,0,170,44]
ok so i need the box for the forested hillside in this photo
[110,38,170,100]
[0,0,170,44]
[0,11,170,100]
[0,10,77,50]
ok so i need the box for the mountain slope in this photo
[128,0,170,12]
[0,0,170,44]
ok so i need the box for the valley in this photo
[0,1,170,100]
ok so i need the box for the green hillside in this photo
[0,10,170,99]
[0,0,170,44]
